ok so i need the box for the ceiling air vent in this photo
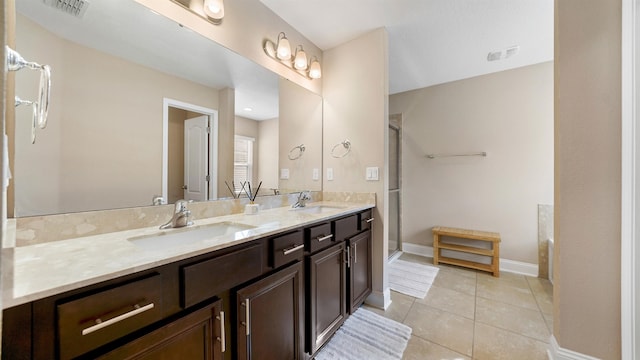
[43,0,89,18]
[487,51,502,62]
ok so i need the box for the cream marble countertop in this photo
[3,201,374,309]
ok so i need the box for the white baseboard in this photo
[402,243,539,277]
[548,335,601,360]
[365,288,391,310]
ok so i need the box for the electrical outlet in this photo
[327,168,334,181]
[312,168,319,181]
[280,168,289,179]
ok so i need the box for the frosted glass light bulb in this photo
[309,59,322,79]
[276,34,291,60]
[294,47,308,70]
[204,0,224,19]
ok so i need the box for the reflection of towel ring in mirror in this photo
[288,144,306,160]
[331,139,351,158]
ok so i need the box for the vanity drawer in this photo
[333,214,359,242]
[271,230,305,268]
[57,274,163,360]
[181,243,263,308]
[359,209,374,231]
[306,222,335,253]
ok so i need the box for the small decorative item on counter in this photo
[243,181,262,215]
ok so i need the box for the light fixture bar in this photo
[263,32,321,80]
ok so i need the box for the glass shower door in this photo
[388,119,401,257]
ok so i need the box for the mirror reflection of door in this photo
[184,116,210,201]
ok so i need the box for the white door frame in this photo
[162,98,218,203]
[621,0,638,358]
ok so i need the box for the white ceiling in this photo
[17,0,554,120]
[261,0,554,94]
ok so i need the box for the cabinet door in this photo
[236,261,304,360]
[307,242,347,355]
[97,299,224,360]
[348,230,372,313]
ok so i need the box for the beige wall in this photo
[258,118,279,193]
[13,16,221,215]
[389,62,554,264]
[279,78,322,192]
[554,1,621,358]
[135,0,322,96]
[217,88,235,198]
[323,28,389,307]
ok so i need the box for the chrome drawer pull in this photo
[283,244,304,255]
[216,310,226,353]
[244,299,251,336]
[354,243,357,264]
[81,302,154,336]
[317,234,333,242]
[365,218,374,223]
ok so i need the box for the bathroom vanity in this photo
[1,203,373,360]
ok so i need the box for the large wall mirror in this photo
[13,0,322,217]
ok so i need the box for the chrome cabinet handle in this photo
[317,234,333,242]
[283,244,304,255]
[345,246,351,268]
[244,299,250,336]
[354,243,357,264]
[216,310,226,353]
[81,302,154,336]
[365,218,374,223]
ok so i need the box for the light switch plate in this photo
[366,167,379,181]
[312,168,319,181]
[280,168,290,179]
[327,168,334,181]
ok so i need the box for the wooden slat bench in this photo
[432,226,501,277]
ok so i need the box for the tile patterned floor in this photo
[364,253,553,360]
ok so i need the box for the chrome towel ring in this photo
[288,144,306,160]
[331,139,351,158]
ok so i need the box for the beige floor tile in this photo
[476,277,539,310]
[478,271,530,290]
[473,322,549,360]
[364,290,415,323]
[416,285,475,319]
[543,313,554,334]
[436,263,479,280]
[402,335,471,360]
[475,297,550,342]
[433,269,477,296]
[526,277,554,315]
[403,302,474,356]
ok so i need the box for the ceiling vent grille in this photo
[43,0,89,18]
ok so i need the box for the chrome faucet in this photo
[292,191,311,208]
[160,199,194,229]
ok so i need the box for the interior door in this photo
[184,116,209,201]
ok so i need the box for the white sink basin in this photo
[129,222,256,249]
[291,205,345,214]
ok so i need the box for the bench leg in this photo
[492,240,500,277]
[433,233,440,265]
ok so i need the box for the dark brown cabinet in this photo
[236,261,304,360]
[307,242,347,355]
[97,299,224,360]
[2,208,374,360]
[347,229,372,313]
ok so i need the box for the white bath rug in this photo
[388,259,439,299]
[314,307,412,360]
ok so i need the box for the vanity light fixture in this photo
[203,0,224,20]
[264,32,322,80]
